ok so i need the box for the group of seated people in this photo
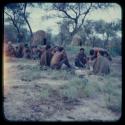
[40,45,71,69]
[4,41,112,75]
[4,41,41,60]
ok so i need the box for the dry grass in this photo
[3,46,122,121]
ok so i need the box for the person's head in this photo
[58,47,64,52]
[24,44,28,48]
[99,50,104,56]
[43,38,47,45]
[90,49,95,56]
[80,48,84,54]
[46,45,51,50]
[54,46,59,51]
[103,51,108,57]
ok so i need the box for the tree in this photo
[94,20,121,49]
[51,3,112,37]
[79,20,97,47]
[46,28,52,44]
[4,3,25,34]
[4,24,17,43]
[23,3,33,38]
[4,3,33,40]
[4,24,29,43]
[58,19,71,46]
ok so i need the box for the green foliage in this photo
[4,25,17,42]
[4,3,33,39]
[108,36,121,56]
[65,45,92,55]
[4,24,30,43]
[109,47,121,57]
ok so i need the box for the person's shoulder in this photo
[53,51,59,56]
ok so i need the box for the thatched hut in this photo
[31,30,47,46]
[71,34,82,46]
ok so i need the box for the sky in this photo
[4,3,122,35]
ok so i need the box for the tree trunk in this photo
[4,11,20,34]
[12,20,20,34]
[24,16,33,38]
[104,34,109,49]
[23,3,33,46]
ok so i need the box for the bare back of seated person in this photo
[51,51,63,66]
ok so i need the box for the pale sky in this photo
[5,3,121,35]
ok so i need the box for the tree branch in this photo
[4,11,12,19]
[4,10,20,33]
[23,3,33,38]
[60,9,76,20]
[78,3,93,30]
[24,3,27,15]
[69,6,78,17]
[78,4,81,17]
[54,14,71,19]
[53,5,76,20]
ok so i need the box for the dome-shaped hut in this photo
[71,34,82,46]
[31,30,47,46]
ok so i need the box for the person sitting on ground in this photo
[4,41,10,56]
[15,46,20,58]
[23,44,31,59]
[93,50,110,75]
[89,48,112,61]
[50,46,59,56]
[31,46,38,60]
[40,46,46,56]
[75,48,87,68]
[103,50,112,61]
[36,46,42,59]
[7,41,15,57]
[40,44,53,67]
[50,47,71,69]
[18,43,24,58]
[89,49,97,60]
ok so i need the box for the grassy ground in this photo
[3,46,122,121]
